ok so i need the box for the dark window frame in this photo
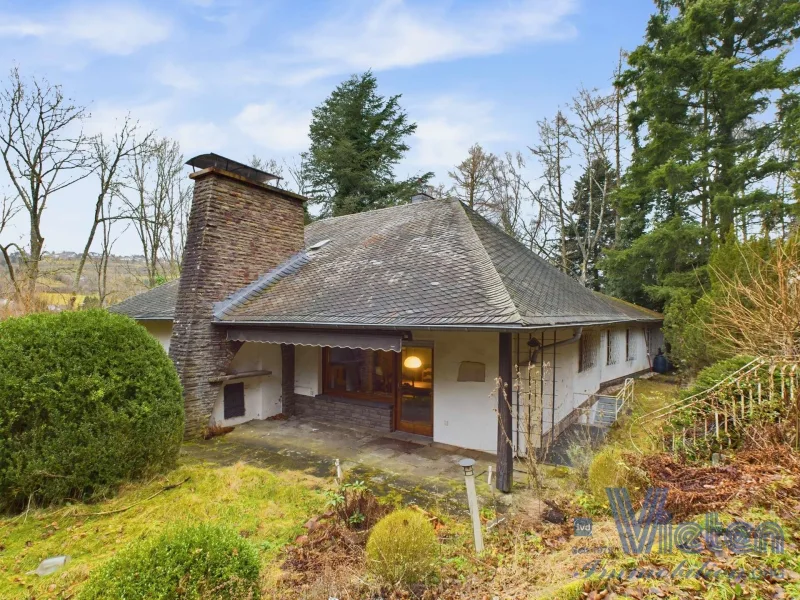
[321,347,396,403]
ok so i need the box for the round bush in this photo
[0,310,183,511]
[79,523,260,600]
[366,508,438,585]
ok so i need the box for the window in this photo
[606,329,619,365]
[626,328,636,361]
[323,347,395,400]
[223,382,245,419]
[578,330,599,372]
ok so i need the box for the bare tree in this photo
[285,155,313,197]
[449,143,497,212]
[90,192,128,307]
[0,67,89,300]
[531,112,572,271]
[565,87,615,285]
[250,155,285,189]
[160,147,190,279]
[71,115,153,305]
[0,193,20,295]
[487,151,529,240]
[121,137,183,288]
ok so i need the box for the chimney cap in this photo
[186,153,282,185]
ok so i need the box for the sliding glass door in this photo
[397,346,433,436]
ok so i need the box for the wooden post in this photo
[497,332,513,493]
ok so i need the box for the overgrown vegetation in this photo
[0,310,183,512]
[78,523,260,600]
[667,234,800,367]
[0,461,324,598]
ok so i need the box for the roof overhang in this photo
[226,327,404,352]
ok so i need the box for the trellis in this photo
[629,357,800,456]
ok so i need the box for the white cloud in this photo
[281,0,578,84]
[172,121,228,156]
[408,96,511,174]
[155,62,202,91]
[232,102,311,153]
[0,3,171,56]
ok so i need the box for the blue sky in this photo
[0,0,656,253]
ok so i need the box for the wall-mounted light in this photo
[403,355,422,369]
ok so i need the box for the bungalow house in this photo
[110,154,662,492]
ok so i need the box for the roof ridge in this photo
[452,201,524,324]
[309,197,457,228]
[213,252,310,320]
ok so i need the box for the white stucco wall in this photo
[294,345,321,397]
[410,329,500,454]
[524,324,653,451]
[210,342,283,427]
[140,320,173,353]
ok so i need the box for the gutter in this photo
[209,317,661,332]
[526,327,583,365]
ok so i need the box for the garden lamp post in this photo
[459,458,484,552]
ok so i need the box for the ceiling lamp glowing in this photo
[404,355,422,369]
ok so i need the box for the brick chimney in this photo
[170,154,306,436]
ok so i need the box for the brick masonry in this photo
[293,394,394,432]
[169,167,305,436]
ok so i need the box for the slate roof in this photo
[108,280,179,320]
[109,199,663,329]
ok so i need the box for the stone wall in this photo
[169,167,305,436]
[293,394,394,432]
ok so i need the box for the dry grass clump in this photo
[366,508,439,586]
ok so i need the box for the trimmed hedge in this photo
[0,310,183,512]
[79,523,260,600]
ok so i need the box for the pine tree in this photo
[304,71,432,217]
[607,0,800,309]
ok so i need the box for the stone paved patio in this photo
[181,415,506,514]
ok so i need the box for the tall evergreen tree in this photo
[607,0,800,309]
[304,71,432,217]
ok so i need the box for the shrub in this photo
[325,480,386,530]
[79,523,260,600]
[587,447,623,501]
[0,310,183,512]
[366,508,438,585]
[588,447,650,506]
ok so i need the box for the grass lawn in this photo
[606,375,684,453]
[0,459,326,599]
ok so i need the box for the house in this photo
[110,153,663,492]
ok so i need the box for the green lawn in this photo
[0,460,325,599]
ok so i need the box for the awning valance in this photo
[226,328,402,352]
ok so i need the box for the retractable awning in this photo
[225,328,403,352]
